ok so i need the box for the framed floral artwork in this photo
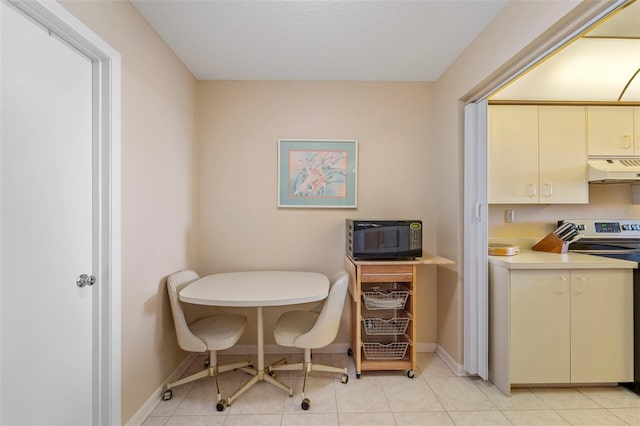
[278,139,358,208]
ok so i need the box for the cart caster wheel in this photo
[216,399,227,412]
[356,373,361,379]
[341,373,349,384]
[301,398,310,410]
[162,389,172,401]
[407,370,415,379]
[347,348,353,356]
[204,359,210,367]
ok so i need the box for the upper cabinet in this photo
[587,106,639,156]
[489,105,588,204]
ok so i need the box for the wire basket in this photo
[362,285,410,310]
[362,310,411,336]
[362,337,410,360]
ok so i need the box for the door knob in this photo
[76,274,96,288]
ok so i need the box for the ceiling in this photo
[492,0,640,102]
[130,0,509,81]
[131,0,639,101]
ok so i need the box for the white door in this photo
[1,2,94,424]
[463,101,488,379]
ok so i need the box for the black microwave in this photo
[346,219,422,260]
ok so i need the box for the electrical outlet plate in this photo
[505,210,515,223]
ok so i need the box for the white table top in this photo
[179,271,330,307]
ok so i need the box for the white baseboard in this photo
[415,342,437,352]
[125,353,197,426]
[436,344,467,376]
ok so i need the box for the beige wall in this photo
[197,81,438,347]
[60,1,199,423]
[432,0,582,363]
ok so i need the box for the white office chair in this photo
[269,270,349,410]
[164,270,253,411]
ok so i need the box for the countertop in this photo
[488,239,638,270]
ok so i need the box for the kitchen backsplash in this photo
[489,184,640,238]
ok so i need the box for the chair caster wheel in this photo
[301,398,310,410]
[407,370,415,379]
[162,389,173,401]
[216,399,227,412]
[341,373,349,384]
[347,348,353,356]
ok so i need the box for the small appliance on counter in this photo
[346,219,422,260]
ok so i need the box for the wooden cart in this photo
[345,255,454,378]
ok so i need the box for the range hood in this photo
[588,159,640,183]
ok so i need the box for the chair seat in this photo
[190,313,246,350]
[274,310,318,347]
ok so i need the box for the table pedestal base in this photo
[227,307,293,406]
[228,368,293,405]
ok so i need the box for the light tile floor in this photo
[144,352,640,425]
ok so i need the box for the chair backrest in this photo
[294,270,349,349]
[167,270,207,353]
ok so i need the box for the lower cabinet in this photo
[489,266,633,395]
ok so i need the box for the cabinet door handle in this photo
[543,183,553,197]
[528,183,537,197]
[623,135,632,149]
[556,276,568,293]
[574,276,587,294]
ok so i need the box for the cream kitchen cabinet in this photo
[587,106,640,157]
[489,265,633,395]
[489,105,587,204]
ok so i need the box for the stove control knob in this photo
[622,225,629,231]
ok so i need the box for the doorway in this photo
[462,0,630,378]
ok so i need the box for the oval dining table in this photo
[179,270,330,406]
